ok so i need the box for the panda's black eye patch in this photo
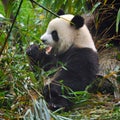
[51,30,59,42]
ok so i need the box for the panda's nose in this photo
[41,39,47,43]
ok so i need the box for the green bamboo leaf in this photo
[116,9,120,34]
[90,2,101,14]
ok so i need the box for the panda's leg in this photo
[43,81,73,111]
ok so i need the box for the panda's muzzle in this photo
[40,32,49,43]
[41,38,53,54]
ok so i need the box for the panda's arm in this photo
[26,44,57,71]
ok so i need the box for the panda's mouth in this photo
[45,45,53,54]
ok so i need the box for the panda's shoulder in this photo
[58,47,98,63]
[65,47,98,65]
[68,47,97,58]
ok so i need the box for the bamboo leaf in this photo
[90,2,101,14]
[116,8,120,34]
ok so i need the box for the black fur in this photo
[70,15,84,29]
[26,44,57,71]
[51,30,59,42]
[57,9,65,15]
[26,44,98,111]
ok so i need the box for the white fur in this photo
[40,14,97,54]
[75,25,97,52]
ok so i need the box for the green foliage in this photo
[24,99,51,120]
[0,1,5,15]
[116,9,120,34]
[90,2,101,14]
[5,0,20,18]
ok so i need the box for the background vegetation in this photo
[0,0,120,119]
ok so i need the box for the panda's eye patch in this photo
[51,30,59,42]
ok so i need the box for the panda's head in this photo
[41,12,97,54]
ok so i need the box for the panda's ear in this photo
[57,9,65,15]
[70,15,84,29]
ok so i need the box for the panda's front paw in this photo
[26,44,40,57]
[26,44,44,66]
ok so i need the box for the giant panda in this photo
[26,11,99,111]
